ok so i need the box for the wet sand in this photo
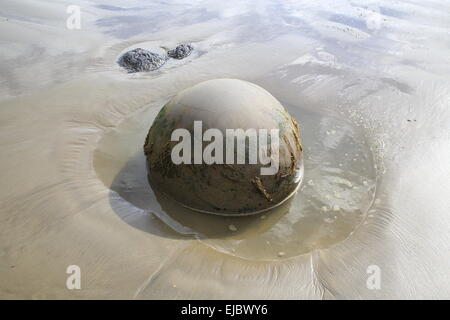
[1,0,450,299]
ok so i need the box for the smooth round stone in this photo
[144,79,303,215]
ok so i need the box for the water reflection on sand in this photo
[0,0,449,299]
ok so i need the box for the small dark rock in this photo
[118,48,167,73]
[167,44,194,59]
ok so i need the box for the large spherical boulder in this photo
[144,79,303,215]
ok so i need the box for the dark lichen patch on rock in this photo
[118,44,194,73]
[117,48,168,73]
[167,44,194,59]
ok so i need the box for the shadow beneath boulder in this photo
[108,151,292,240]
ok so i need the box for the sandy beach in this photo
[0,0,449,299]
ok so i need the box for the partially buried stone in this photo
[118,48,167,73]
[144,79,304,215]
[167,44,194,59]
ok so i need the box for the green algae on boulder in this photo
[144,79,303,215]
